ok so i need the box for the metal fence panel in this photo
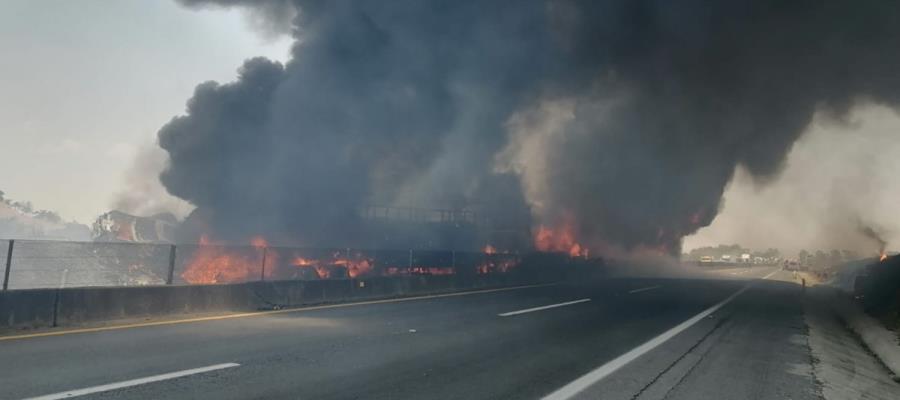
[373,249,411,270]
[410,250,454,268]
[0,239,534,289]
[6,240,171,289]
[269,246,354,280]
[173,243,265,285]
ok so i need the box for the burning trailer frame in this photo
[176,238,583,285]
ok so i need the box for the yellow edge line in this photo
[0,283,556,342]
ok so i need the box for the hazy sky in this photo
[684,104,900,255]
[0,0,290,223]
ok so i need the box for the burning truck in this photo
[81,202,598,287]
[92,210,178,243]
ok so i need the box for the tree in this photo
[33,210,62,224]
[841,249,860,262]
[830,249,843,266]
[813,250,827,267]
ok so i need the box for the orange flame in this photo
[291,257,315,266]
[181,235,275,284]
[880,252,887,262]
[386,267,455,275]
[534,224,589,257]
[290,252,373,279]
[483,244,497,254]
[330,252,374,278]
[251,236,268,249]
[315,264,331,279]
[476,257,519,274]
[290,256,329,279]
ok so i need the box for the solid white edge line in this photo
[22,363,240,400]
[627,285,662,294]
[541,287,749,400]
[498,298,592,317]
[542,267,781,399]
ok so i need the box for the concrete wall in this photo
[0,274,551,333]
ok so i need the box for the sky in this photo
[0,0,290,223]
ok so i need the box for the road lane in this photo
[628,285,662,294]
[498,298,592,317]
[0,283,558,342]
[0,274,777,399]
[542,285,751,400]
[23,363,241,400]
[565,274,818,400]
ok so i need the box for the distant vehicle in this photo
[741,253,751,263]
[783,259,800,271]
[721,255,732,262]
[700,256,713,263]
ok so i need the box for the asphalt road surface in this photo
[0,267,822,400]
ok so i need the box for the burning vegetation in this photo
[533,224,589,258]
[180,236,538,285]
[181,235,274,284]
[290,252,373,279]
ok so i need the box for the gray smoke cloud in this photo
[160,0,900,252]
[176,0,297,38]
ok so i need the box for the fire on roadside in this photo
[291,252,374,279]
[385,266,455,275]
[476,244,519,274]
[181,235,275,284]
[476,257,518,274]
[180,233,580,284]
[534,224,589,258]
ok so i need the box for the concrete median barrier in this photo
[0,273,557,333]
[0,289,57,330]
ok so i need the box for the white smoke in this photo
[684,104,900,256]
[112,144,194,219]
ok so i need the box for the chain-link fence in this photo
[0,239,533,290]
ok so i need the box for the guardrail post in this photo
[2,239,13,290]
[260,247,268,281]
[165,244,177,285]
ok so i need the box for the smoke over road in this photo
[160,0,900,253]
[859,223,888,258]
[683,104,900,257]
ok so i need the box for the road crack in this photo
[628,313,732,400]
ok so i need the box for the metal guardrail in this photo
[0,239,530,290]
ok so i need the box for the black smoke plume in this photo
[162,0,900,253]
[858,223,888,256]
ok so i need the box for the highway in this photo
[0,267,821,400]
